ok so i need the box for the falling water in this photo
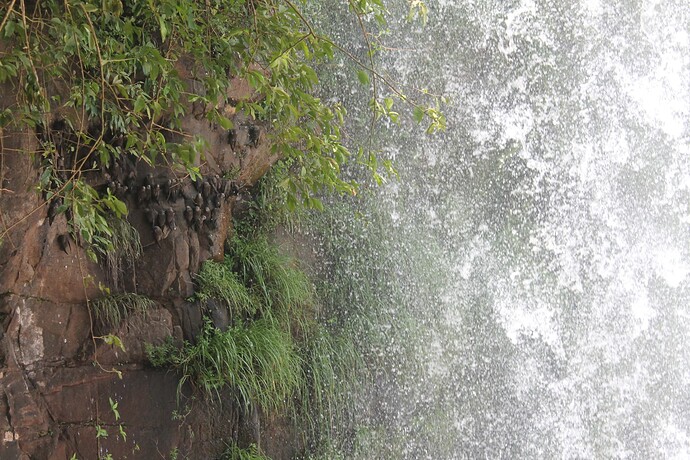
[309,1,690,458]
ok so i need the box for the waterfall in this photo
[311,1,690,458]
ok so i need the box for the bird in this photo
[57,233,72,254]
[194,193,204,207]
[151,183,161,202]
[165,208,176,231]
[153,226,163,246]
[145,208,158,225]
[47,198,62,225]
[156,211,166,228]
[137,185,148,205]
[184,206,194,225]
[247,125,260,147]
[215,193,225,207]
[202,181,212,200]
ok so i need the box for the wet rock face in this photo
[0,73,279,458]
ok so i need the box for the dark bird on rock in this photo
[247,125,260,147]
[125,171,137,189]
[215,193,225,207]
[156,211,166,228]
[152,183,161,202]
[202,181,211,200]
[57,233,71,254]
[137,185,148,205]
[47,198,62,225]
[227,129,238,149]
[153,225,163,246]
[184,206,194,225]
[145,173,154,187]
[165,208,176,230]
[194,193,204,207]
[146,208,158,225]
[210,174,221,193]
[195,214,206,232]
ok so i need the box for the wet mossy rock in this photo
[0,64,279,460]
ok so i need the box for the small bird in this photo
[47,198,62,225]
[165,208,176,230]
[57,233,71,254]
[156,211,166,228]
[145,208,158,225]
[247,125,260,147]
[194,192,204,207]
[227,129,238,149]
[202,181,211,200]
[153,225,163,246]
[137,185,148,205]
[215,193,225,207]
[151,183,161,202]
[184,206,194,225]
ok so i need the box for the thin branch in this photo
[0,0,18,36]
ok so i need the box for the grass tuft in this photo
[91,292,154,331]
[147,319,303,413]
[103,217,142,290]
[219,443,270,460]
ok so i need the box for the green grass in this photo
[90,292,154,331]
[194,260,258,319]
[147,319,303,413]
[218,443,269,460]
[230,235,314,315]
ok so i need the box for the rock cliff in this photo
[0,74,285,459]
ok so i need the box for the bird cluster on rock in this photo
[145,205,177,246]
[180,175,240,239]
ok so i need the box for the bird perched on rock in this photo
[57,233,72,254]
[145,208,158,226]
[156,210,166,228]
[194,192,204,207]
[137,185,149,205]
[165,208,176,231]
[247,125,260,147]
[152,183,161,203]
[184,205,194,226]
[47,197,62,225]
[202,181,212,200]
[153,225,163,246]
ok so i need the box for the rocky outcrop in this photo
[0,71,281,458]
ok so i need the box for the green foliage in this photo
[193,232,314,325]
[194,260,258,319]
[0,0,441,237]
[229,234,314,315]
[147,319,303,413]
[219,443,269,460]
[90,292,154,331]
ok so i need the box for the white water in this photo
[313,1,690,457]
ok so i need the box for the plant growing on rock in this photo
[0,0,440,256]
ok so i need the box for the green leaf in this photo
[357,70,370,86]
[101,334,126,352]
[413,106,425,123]
[217,114,234,130]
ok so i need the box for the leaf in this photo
[101,334,126,352]
[133,95,147,114]
[357,70,370,86]
[217,114,234,130]
[413,106,425,123]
